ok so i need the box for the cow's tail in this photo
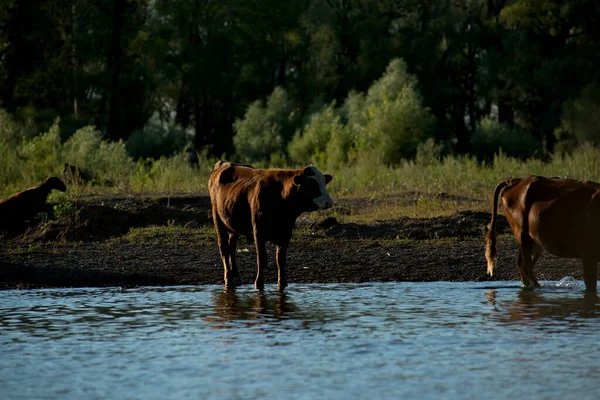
[485,179,511,276]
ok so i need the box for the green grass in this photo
[332,196,484,223]
[3,135,600,201]
[3,119,600,230]
[115,224,215,246]
[9,243,42,257]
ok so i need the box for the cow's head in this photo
[43,176,67,192]
[293,165,333,211]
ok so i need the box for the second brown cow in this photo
[209,161,333,291]
[485,175,600,292]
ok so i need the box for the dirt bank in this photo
[0,194,584,289]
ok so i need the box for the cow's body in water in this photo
[486,175,600,292]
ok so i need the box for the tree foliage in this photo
[0,0,598,162]
[288,58,434,167]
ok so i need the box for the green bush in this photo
[62,126,135,186]
[265,86,297,143]
[415,138,444,167]
[53,200,78,219]
[289,59,435,169]
[357,86,436,164]
[130,153,200,192]
[18,120,62,183]
[363,58,418,110]
[341,91,367,129]
[233,100,282,162]
[0,109,218,196]
[288,103,347,168]
[346,59,436,164]
[233,86,296,162]
[324,119,354,170]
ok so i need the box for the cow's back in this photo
[502,176,600,257]
[0,187,45,230]
[209,162,262,237]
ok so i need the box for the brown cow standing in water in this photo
[0,176,67,234]
[208,161,333,291]
[485,175,600,292]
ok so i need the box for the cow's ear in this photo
[293,174,304,185]
[324,174,333,184]
[302,165,316,176]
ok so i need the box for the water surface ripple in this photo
[1,282,599,400]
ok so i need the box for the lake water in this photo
[1,281,599,400]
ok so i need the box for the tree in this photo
[498,0,600,152]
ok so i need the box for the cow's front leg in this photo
[276,245,288,291]
[254,234,267,290]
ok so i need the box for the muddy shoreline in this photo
[0,194,585,290]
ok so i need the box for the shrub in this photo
[288,103,347,168]
[290,59,435,168]
[62,126,135,186]
[265,86,297,143]
[349,59,436,164]
[324,119,353,170]
[363,59,418,110]
[415,138,444,167]
[18,120,62,183]
[130,153,200,192]
[357,86,436,164]
[233,100,282,162]
[340,91,366,147]
[233,86,295,162]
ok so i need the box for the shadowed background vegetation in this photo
[1,0,600,199]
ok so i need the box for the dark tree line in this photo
[1,0,599,158]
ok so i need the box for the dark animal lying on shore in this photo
[209,160,333,291]
[0,177,67,234]
[62,163,88,186]
[486,175,600,292]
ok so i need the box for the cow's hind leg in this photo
[518,236,540,288]
[275,245,288,291]
[582,258,597,292]
[580,192,600,292]
[517,252,530,287]
[215,220,236,288]
[527,242,543,286]
[228,233,242,285]
[253,231,267,291]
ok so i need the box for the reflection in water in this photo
[486,288,600,324]
[204,288,296,329]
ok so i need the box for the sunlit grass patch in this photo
[8,243,42,257]
[317,193,486,225]
[117,224,215,246]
